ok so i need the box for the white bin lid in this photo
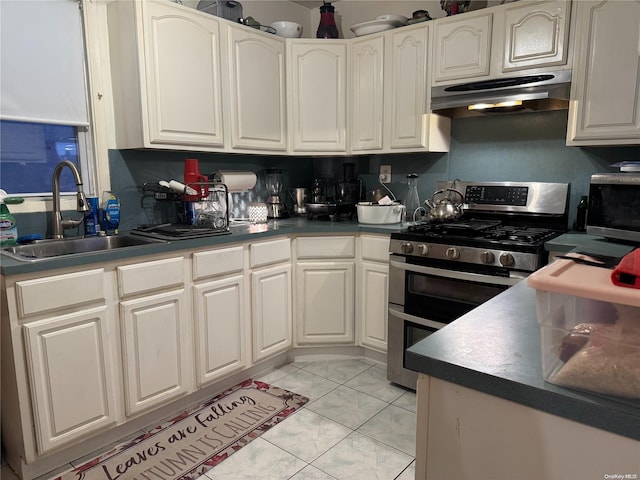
[528,256,640,307]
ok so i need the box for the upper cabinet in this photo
[567,0,640,145]
[225,24,287,152]
[432,0,571,84]
[287,40,349,153]
[108,0,225,150]
[351,24,451,154]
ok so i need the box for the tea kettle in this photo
[424,188,464,223]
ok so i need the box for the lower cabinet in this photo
[117,257,194,416]
[358,235,390,352]
[295,236,356,345]
[23,306,119,454]
[192,245,247,387]
[250,238,293,361]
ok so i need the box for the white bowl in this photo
[376,14,409,26]
[270,21,303,38]
[350,19,397,37]
[357,202,405,224]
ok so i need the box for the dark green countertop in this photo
[0,218,401,276]
[405,280,640,441]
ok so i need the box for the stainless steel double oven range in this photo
[387,181,570,389]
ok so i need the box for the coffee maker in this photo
[265,168,288,218]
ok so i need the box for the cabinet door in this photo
[502,1,571,72]
[567,0,640,145]
[359,261,389,352]
[386,24,430,149]
[288,40,348,152]
[226,25,287,151]
[295,261,355,345]
[193,275,246,386]
[433,12,492,83]
[142,0,224,147]
[350,35,385,152]
[251,264,292,361]
[23,307,118,453]
[120,289,193,416]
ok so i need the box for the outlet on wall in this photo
[379,165,391,183]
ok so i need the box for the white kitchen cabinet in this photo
[2,268,120,466]
[117,257,194,416]
[350,24,450,154]
[350,34,385,151]
[358,235,390,352]
[225,23,287,152]
[23,307,118,454]
[107,0,225,150]
[250,238,293,361]
[432,0,571,85]
[567,0,640,145]
[295,236,355,345]
[287,40,349,153]
[192,245,247,386]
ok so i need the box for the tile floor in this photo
[1,358,416,480]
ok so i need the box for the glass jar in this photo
[404,173,421,222]
[316,1,339,39]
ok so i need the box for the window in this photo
[0,0,93,198]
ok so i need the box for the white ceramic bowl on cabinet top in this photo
[270,21,303,38]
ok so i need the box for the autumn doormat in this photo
[56,380,308,480]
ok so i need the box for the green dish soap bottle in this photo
[0,189,24,247]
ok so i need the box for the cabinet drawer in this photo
[361,235,390,262]
[193,246,244,280]
[296,236,355,259]
[117,256,185,297]
[250,238,291,268]
[15,269,105,318]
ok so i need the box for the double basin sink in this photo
[2,235,167,262]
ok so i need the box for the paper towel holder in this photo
[211,170,257,192]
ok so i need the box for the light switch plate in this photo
[379,165,391,183]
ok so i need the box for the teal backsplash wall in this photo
[14,109,639,236]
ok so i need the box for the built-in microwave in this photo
[587,173,640,243]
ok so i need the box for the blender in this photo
[265,168,288,218]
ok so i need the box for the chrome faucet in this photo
[52,160,89,239]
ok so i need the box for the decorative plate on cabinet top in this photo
[350,17,405,37]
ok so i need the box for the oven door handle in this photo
[388,305,447,330]
[389,259,525,286]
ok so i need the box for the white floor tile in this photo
[306,385,387,429]
[395,461,416,480]
[256,364,299,384]
[271,369,340,402]
[261,409,351,463]
[344,365,406,403]
[301,360,371,384]
[312,432,413,480]
[289,465,338,480]
[203,438,305,480]
[357,404,417,456]
[392,390,417,413]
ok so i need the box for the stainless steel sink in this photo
[1,235,167,262]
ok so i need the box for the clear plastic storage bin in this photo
[527,256,640,399]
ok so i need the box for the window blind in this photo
[0,0,89,126]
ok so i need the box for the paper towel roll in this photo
[212,171,257,192]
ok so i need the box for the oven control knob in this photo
[417,243,430,256]
[446,247,460,260]
[401,242,414,254]
[499,252,515,267]
[480,251,495,264]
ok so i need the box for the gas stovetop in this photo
[400,220,562,251]
[390,181,570,272]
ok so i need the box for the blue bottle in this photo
[101,191,120,235]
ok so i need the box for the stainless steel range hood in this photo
[431,70,572,111]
